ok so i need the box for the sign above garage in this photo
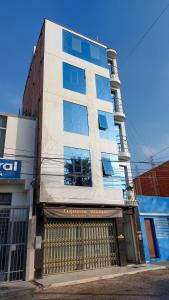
[0,159,21,179]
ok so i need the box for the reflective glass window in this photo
[95,74,112,102]
[101,153,122,188]
[98,114,108,130]
[63,62,86,94]
[64,147,92,187]
[72,37,82,52]
[90,45,100,59]
[63,101,89,135]
[63,29,108,68]
[98,111,115,140]
[102,159,113,176]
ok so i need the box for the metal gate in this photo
[0,207,28,281]
[43,219,119,275]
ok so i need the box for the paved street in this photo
[1,268,169,300]
[34,269,169,300]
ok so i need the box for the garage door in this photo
[43,219,119,275]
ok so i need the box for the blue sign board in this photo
[0,159,21,179]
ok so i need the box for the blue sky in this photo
[0,0,169,163]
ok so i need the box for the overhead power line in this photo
[124,1,169,61]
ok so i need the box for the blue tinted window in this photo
[63,101,89,135]
[98,111,115,140]
[102,160,113,176]
[90,45,100,59]
[64,147,92,186]
[63,30,108,68]
[101,153,122,189]
[95,75,112,102]
[98,114,108,130]
[72,37,82,52]
[63,62,86,94]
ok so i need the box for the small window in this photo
[90,45,100,59]
[98,114,108,130]
[0,116,7,129]
[72,37,82,52]
[0,193,12,205]
[102,159,114,176]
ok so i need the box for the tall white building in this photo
[22,19,144,278]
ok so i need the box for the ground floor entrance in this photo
[43,219,119,275]
[0,206,28,281]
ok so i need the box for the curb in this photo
[43,265,167,289]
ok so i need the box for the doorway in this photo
[144,218,158,258]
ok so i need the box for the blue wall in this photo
[138,195,169,262]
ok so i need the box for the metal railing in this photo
[0,207,28,281]
[110,65,119,76]
[43,219,119,275]
[113,98,124,114]
[108,64,119,76]
[117,136,129,153]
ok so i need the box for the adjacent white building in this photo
[0,113,36,281]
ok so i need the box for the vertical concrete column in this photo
[25,187,36,280]
[34,205,44,279]
[133,207,145,264]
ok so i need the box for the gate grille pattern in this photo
[0,207,28,281]
[43,219,119,275]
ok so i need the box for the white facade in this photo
[21,19,140,277]
[38,20,125,205]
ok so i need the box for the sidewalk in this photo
[35,263,166,289]
[0,281,38,300]
[0,264,166,299]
